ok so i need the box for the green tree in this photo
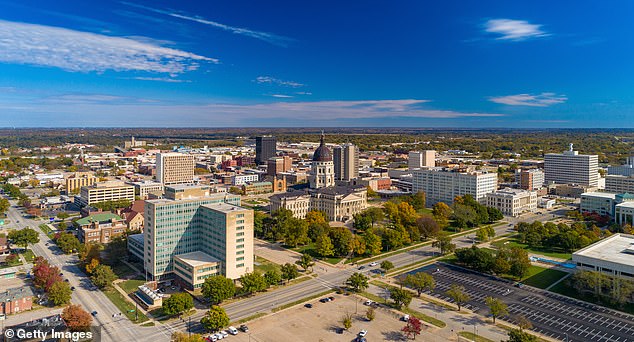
[281,263,299,283]
[284,218,309,247]
[295,253,315,272]
[345,272,369,292]
[56,212,70,220]
[342,312,353,330]
[389,287,413,309]
[485,297,508,323]
[49,281,72,306]
[56,232,80,254]
[162,292,194,316]
[403,272,435,297]
[0,198,9,215]
[171,332,205,342]
[329,226,353,257]
[507,329,537,342]
[509,247,531,280]
[445,284,470,311]
[240,272,267,294]
[201,276,236,304]
[432,231,455,255]
[8,227,40,250]
[90,264,117,289]
[364,230,382,255]
[366,307,376,321]
[432,202,452,227]
[380,260,394,273]
[315,233,335,257]
[264,269,281,286]
[200,306,230,333]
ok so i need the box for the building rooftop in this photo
[581,192,616,199]
[0,286,34,302]
[573,234,634,265]
[201,202,249,213]
[128,233,144,244]
[616,201,634,209]
[76,213,123,226]
[489,188,534,196]
[147,191,237,204]
[166,183,208,191]
[174,251,220,267]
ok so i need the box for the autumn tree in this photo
[402,316,422,340]
[366,307,375,321]
[315,233,334,257]
[341,312,353,330]
[416,215,441,240]
[432,202,452,227]
[171,332,205,342]
[49,281,72,306]
[62,304,92,332]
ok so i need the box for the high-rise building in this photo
[267,156,292,177]
[143,184,251,286]
[605,175,634,194]
[255,136,276,165]
[515,169,545,190]
[544,144,599,187]
[608,156,634,176]
[78,181,135,207]
[309,133,335,189]
[412,168,498,205]
[65,172,98,194]
[156,152,195,185]
[333,144,359,181]
[408,150,436,171]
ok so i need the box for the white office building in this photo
[573,233,634,280]
[232,174,260,186]
[544,144,598,187]
[408,150,436,171]
[156,152,195,185]
[486,188,537,217]
[412,168,497,205]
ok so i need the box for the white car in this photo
[207,335,218,342]
[364,300,374,306]
[359,330,368,337]
[214,333,224,340]
[227,326,238,335]
[219,331,228,339]
[368,262,378,267]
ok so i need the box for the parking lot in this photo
[407,263,634,342]
[208,293,435,342]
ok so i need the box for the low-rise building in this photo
[0,287,34,315]
[78,181,135,207]
[173,251,221,290]
[572,233,634,280]
[580,192,617,217]
[76,213,127,244]
[232,174,260,186]
[486,188,537,217]
[242,181,273,195]
[65,172,97,194]
[127,180,164,199]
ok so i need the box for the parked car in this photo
[319,298,329,303]
[91,311,98,317]
[219,331,228,339]
[70,287,75,291]
[206,335,218,342]
[239,325,249,333]
[328,296,335,301]
[402,314,410,322]
[359,329,368,337]
[368,262,378,267]
[357,266,366,270]
[364,300,374,306]
[304,303,313,308]
[214,332,223,340]
[227,326,238,335]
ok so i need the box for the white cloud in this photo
[270,94,294,98]
[489,93,567,107]
[0,19,217,74]
[295,92,312,95]
[485,19,548,41]
[121,2,293,47]
[132,77,191,83]
[255,76,304,87]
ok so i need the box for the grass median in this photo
[102,288,149,324]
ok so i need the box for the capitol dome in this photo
[312,133,332,162]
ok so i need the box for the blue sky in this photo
[0,0,633,128]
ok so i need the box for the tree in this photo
[200,306,230,333]
[0,198,9,215]
[403,272,435,297]
[350,234,367,256]
[346,272,369,292]
[49,281,72,306]
[487,207,504,222]
[8,227,39,250]
[32,257,62,291]
[162,292,194,316]
[296,253,314,272]
[58,221,67,231]
[432,202,452,227]
[284,218,309,247]
[432,232,455,255]
[380,260,394,273]
[389,287,413,309]
[341,312,353,330]
[171,332,205,342]
[56,232,80,254]
[56,212,70,220]
[315,233,334,257]
[201,276,235,304]
[281,263,299,283]
[103,235,127,266]
[402,316,422,340]
[264,269,281,286]
[62,304,92,332]
[85,258,100,274]
[445,284,470,311]
[507,329,537,342]
[509,247,531,280]
[366,307,375,321]
[364,230,382,256]
[416,216,441,240]
[329,227,353,257]
[485,297,508,323]
[240,272,267,294]
[90,264,116,289]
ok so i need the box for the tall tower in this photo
[333,144,359,181]
[255,136,276,165]
[309,133,335,189]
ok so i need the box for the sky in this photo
[0,0,633,128]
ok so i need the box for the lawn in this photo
[520,266,568,289]
[38,224,53,236]
[119,279,146,294]
[111,263,140,279]
[254,256,281,274]
[292,243,343,264]
[549,281,634,315]
[491,237,572,260]
[459,331,495,342]
[102,288,149,323]
[23,249,35,262]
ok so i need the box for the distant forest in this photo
[0,128,633,165]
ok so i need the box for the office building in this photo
[144,185,251,287]
[408,150,436,170]
[255,136,276,165]
[127,233,144,262]
[515,169,545,190]
[232,174,260,186]
[486,188,537,217]
[267,156,292,177]
[127,180,164,199]
[76,213,127,244]
[78,181,135,207]
[608,156,634,177]
[544,144,599,187]
[580,192,617,217]
[333,144,359,181]
[605,175,634,194]
[124,136,146,149]
[65,172,97,194]
[412,168,498,205]
[573,233,634,280]
[156,152,195,185]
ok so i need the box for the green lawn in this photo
[102,288,149,323]
[292,243,343,264]
[119,279,146,294]
[491,237,572,260]
[459,331,495,342]
[417,208,433,215]
[111,263,140,279]
[38,224,53,236]
[550,281,634,315]
[254,256,281,274]
[520,266,568,289]
[23,249,35,262]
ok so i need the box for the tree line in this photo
[515,220,609,253]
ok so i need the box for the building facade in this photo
[128,180,164,199]
[412,168,498,205]
[605,175,634,194]
[308,133,335,189]
[573,233,634,280]
[76,213,127,244]
[232,174,260,186]
[486,188,537,217]
[408,150,436,171]
[333,144,359,181]
[255,136,276,165]
[515,169,545,190]
[607,156,634,177]
[544,144,599,187]
[0,287,34,315]
[65,172,98,194]
[156,152,195,185]
[267,156,292,177]
[78,182,135,207]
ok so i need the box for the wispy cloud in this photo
[121,2,293,47]
[132,77,191,83]
[0,19,216,74]
[270,94,294,98]
[489,93,567,107]
[255,76,304,87]
[295,92,312,96]
[484,19,548,41]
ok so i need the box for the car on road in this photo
[319,298,330,303]
[91,311,98,317]
[70,287,75,291]
[368,262,378,267]
[359,329,368,337]
[239,325,249,333]
[304,303,313,308]
[357,266,366,270]
[227,326,238,335]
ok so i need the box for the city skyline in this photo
[1,1,634,127]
